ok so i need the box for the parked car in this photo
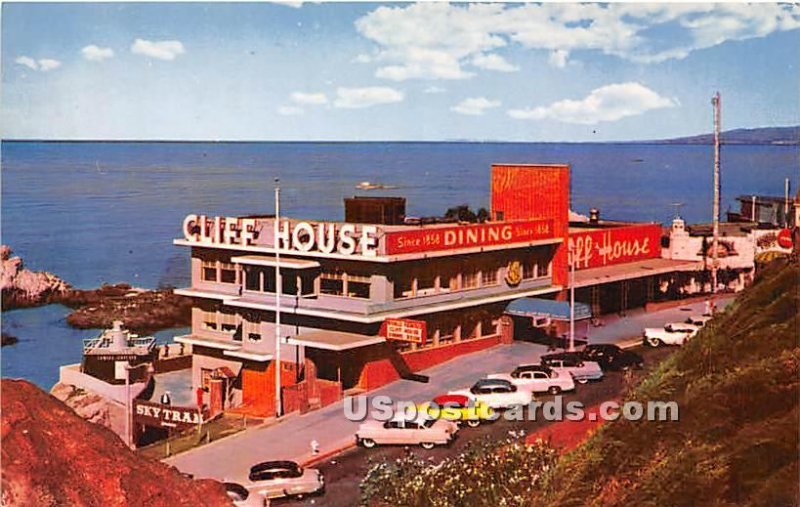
[686,314,712,327]
[449,378,533,409]
[643,322,699,347]
[540,353,604,384]
[224,482,267,507]
[579,344,644,371]
[487,364,575,395]
[356,413,458,450]
[239,460,323,500]
[418,394,496,427]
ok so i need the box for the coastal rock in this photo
[2,379,231,507]
[1,245,71,309]
[65,289,192,334]
[50,383,124,436]
[2,332,18,347]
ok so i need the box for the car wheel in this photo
[466,419,481,428]
[361,438,376,449]
[647,337,662,347]
[576,378,589,384]
[548,386,562,395]
[420,442,436,450]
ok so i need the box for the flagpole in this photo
[274,178,283,418]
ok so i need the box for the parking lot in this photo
[279,345,676,507]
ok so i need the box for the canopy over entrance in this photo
[286,330,385,351]
[505,297,591,321]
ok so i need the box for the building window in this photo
[394,276,413,299]
[523,261,536,280]
[201,261,217,282]
[348,274,371,299]
[282,273,298,296]
[203,320,218,331]
[462,270,478,289]
[537,258,551,277]
[248,333,261,343]
[320,270,345,296]
[480,316,496,337]
[245,267,261,291]
[220,263,237,284]
[481,268,498,286]
[495,211,505,221]
[416,272,436,296]
[219,311,237,334]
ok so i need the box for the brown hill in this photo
[1,379,231,507]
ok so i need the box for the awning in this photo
[505,297,592,321]
[231,255,320,270]
[286,330,385,351]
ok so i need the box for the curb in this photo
[300,438,358,468]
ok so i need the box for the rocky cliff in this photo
[1,379,231,507]
[1,246,70,308]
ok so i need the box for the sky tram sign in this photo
[133,400,203,430]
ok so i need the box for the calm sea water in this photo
[2,141,797,387]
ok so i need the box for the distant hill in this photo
[652,126,799,145]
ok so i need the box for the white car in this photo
[449,378,533,409]
[686,314,712,327]
[228,461,324,501]
[487,364,575,395]
[356,413,458,450]
[643,322,700,347]
[539,354,604,384]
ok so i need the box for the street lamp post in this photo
[274,179,283,419]
[569,244,576,352]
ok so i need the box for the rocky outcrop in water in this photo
[1,245,192,333]
[65,288,192,335]
[2,332,18,347]
[1,246,71,309]
[2,379,231,507]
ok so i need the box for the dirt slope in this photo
[1,379,231,507]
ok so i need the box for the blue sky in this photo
[2,2,799,141]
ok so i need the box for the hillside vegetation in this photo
[532,259,799,507]
[359,260,798,506]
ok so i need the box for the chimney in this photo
[589,208,600,224]
[109,320,128,350]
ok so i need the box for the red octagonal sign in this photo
[777,228,793,249]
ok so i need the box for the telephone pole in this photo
[711,92,721,294]
[274,178,283,418]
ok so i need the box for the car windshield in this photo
[250,462,302,481]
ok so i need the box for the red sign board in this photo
[568,224,662,270]
[381,318,427,344]
[778,228,793,249]
[385,219,555,255]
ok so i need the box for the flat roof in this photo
[286,331,385,351]
[574,259,702,288]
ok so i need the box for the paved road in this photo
[165,297,731,484]
[279,345,675,507]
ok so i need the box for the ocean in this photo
[1,140,797,388]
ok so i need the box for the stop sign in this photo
[777,228,793,249]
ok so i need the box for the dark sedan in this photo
[579,344,644,371]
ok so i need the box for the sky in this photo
[2,2,799,142]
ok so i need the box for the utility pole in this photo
[785,178,790,227]
[274,179,283,418]
[711,92,721,294]
[568,244,576,352]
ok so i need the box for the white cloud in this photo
[131,39,185,61]
[548,50,569,69]
[37,59,61,71]
[290,92,328,106]
[424,86,446,94]
[452,97,501,116]
[333,87,404,109]
[471,53,519,72]
[277,106,304,116]
[355,3,800,80]
[82,45,115,62]
[508,82,675,125]
[15,56,38,70]
[15,56,61,72]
